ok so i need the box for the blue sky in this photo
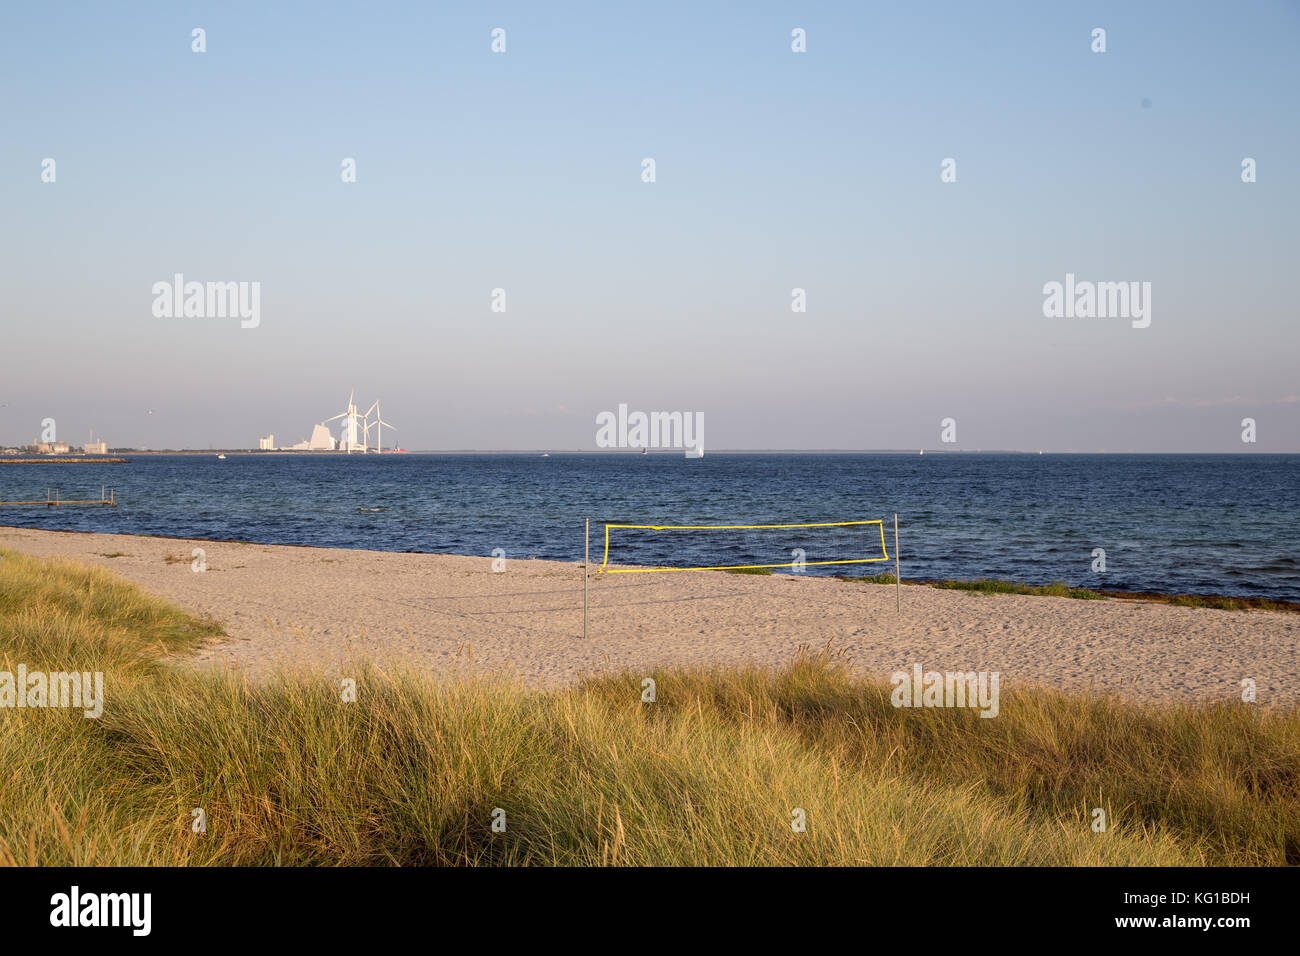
[2,1,1297,451]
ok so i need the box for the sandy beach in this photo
[2,525,1295,704]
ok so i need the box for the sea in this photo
[1,453,1297,601]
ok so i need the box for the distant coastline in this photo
[0,457,129,464]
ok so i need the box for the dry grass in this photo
[1,547,1296,866]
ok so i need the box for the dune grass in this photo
[846,574,1105,600]
[1153,592,1295,612]
[931,577,1108,600]
[852,571,898,584]
[846,572,1300,613]
[0,547,1296,866]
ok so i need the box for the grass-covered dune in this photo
[1,547,1296,866]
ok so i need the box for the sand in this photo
[1,526,1295,704]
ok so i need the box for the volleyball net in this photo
[596,519,891,574]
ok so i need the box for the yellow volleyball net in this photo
[597,520,891,574]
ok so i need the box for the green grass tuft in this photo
[851,571,898,584]
[931,577,1108,600]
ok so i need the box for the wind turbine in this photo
[362,400,396,453]
[324,389,363,453]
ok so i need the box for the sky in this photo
[2,1,1297,452]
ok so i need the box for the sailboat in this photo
[641,447,648,455]
[217,454,227,460]
[684,443,704,459]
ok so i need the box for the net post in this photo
[894,513,901,613]
[583,518,589,639]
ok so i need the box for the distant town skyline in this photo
[3,1,1297,452]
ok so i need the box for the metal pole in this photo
[894,513,901,613]
[584,518,590,639]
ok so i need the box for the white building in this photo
[283,424,337,451]
[308,423,336,450]
[82,441,108,455]
[258,434,275,450]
